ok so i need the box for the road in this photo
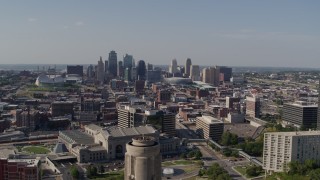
[176,121,245,180]
[194,142,245,180]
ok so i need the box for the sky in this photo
[0,0,320,67]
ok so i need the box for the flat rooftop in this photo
[197,116,223,124]
[105,126,157,138]
[265,131,320,136]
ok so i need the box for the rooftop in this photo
[265,131,320,136]
[197,116,223,124]
[104,126,157,138]
[59,130,94,145]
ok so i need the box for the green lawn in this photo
[23,146,50,154]
[266,173,310,180]
[89,171,124,180]
[234,165,264,178]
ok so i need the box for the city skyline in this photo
[1,1,320,67]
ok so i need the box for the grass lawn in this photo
[23,146,50,154]
[234,165,264,178]
[89,171,124,180]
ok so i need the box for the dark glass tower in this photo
[137,60,146,80]
[108,50,117,77]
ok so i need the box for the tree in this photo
[246,165,262,177]
[70,166,79,179]
[221,132,238,146]
[309,169,320,179]
[195,150,203,160]
[187,151,195,158]
[86,165,98,178]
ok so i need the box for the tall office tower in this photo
[162,113,176,136]
[185,58,192,77]
[137,60,146,80]
[202,67,211,83]
[118,61,124,78]
[246,96,260,118]
[131,67,137,81]
[104,60,108,74]
[87,65,94,79]
[118,106,145,128]
[283,102,318,129]
[123,54,134,69]
[263,131,320,173]
[108,50,118,77]
[146,70,161,83]
[196,116,224,141]
[67,65,83,76]
[147,63,153,71]
[209,66,220,86]
[124,68,132,82]
[97,57,105,83]
[190,65,200,81]
[125,136,161,180]
[218,66,232,82]
[170,59,178,74]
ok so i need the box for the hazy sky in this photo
[0,1,320,67]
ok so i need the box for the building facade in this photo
[263,131,320,173]
[196,116,224,141]
[283,102,318,128]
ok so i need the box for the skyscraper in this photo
[202,67,211,83]
[97,56,105,83]
[190,65,200,81]
[118,61,124,78]
[87,65,94,79]
[170,59,178,74]
[185,58,192,77]
[108,50,118,77]
[125,136,161,180]
[137,60,146,80]
[123,54,134,69]
[218,66,233,82]
[209,66,220,86]
[246,96,260,118]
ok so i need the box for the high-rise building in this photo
[131,67,137,81]
[196,116,224,141]
[283,102,318,129]
[185,58,192,77]
[51,101,74,117]
[170,59,178,74]
[263,131,320,173]
[245,96,260,118]
[157,89,171,103]
[146,70,161,83]
[190,65,200,81]
[118,61,124,78]
[124,68,132,82]
[108,50,118,77]
[87,65,94,79]
[123,54,134,69]
[147,63,153,71]
[67,65,83,76]
[218,66,232,82]
[97,56,105,83]
[137,60,146,80]
[209,66,220,86]
[202,67,211,83]
[104,60,108,74]
[125,136,161,180]
[162,113,176,136]
[118,106,145,128]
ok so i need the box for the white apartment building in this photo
[263,131,320,173]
